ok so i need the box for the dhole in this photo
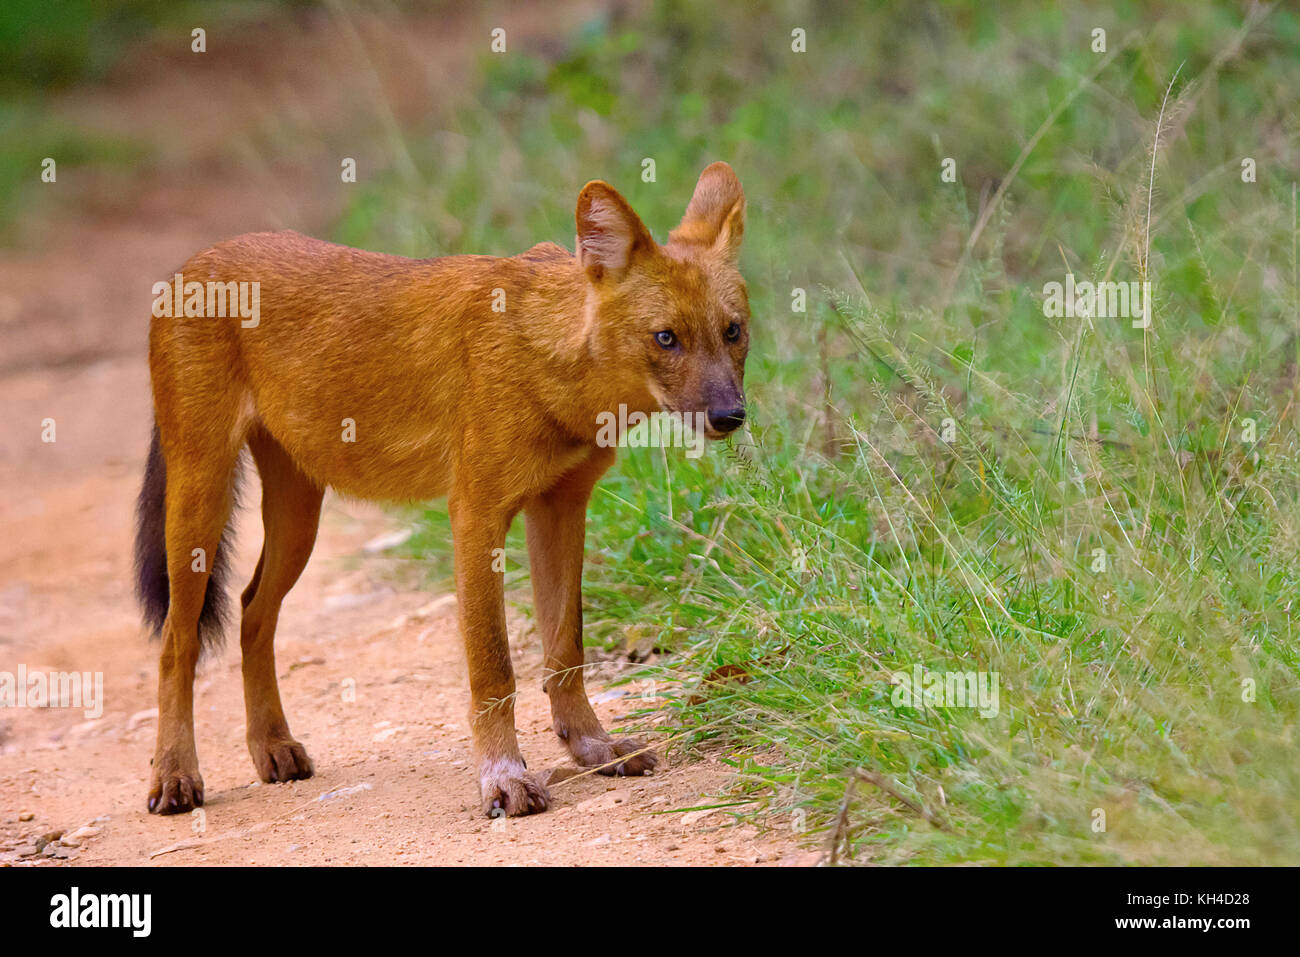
[134,162,750,817]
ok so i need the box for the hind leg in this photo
[149,450,239,814]
[240,429,323,783]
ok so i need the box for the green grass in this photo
[349,0,1300,864]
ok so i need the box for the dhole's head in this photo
[575,162,749,440]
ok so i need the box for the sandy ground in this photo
[0,5,813,867]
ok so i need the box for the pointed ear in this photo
[668,161,745,259]
[575,181,656,283]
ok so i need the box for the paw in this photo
[249,736,315,784]
[147,762,205,815]
[568,735,658,776]
[479,759,550,818]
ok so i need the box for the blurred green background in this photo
[6,0,1299,863]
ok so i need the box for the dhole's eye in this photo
[655,330,677,349]
[725,322,742,342]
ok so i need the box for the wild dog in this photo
[134,162,749,817]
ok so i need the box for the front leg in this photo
[450,493,549,817]
[525,449,658,776]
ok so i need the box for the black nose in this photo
[709,406,746,434]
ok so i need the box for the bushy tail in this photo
[133,423,236,653]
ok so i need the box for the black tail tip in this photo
[132,423,237,655]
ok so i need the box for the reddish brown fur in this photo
[141,162,749,817]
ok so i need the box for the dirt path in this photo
[0,6,810,867]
